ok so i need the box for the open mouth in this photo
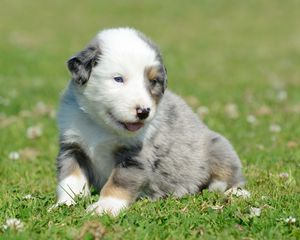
[108,112,144,132]
[120,122,144,132]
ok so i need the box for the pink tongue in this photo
[124,122,144,132]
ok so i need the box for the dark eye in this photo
[150,79,158,86]
[114,76,124,83]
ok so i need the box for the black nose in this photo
[136,107,150,120]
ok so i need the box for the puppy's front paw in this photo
[86,197,128,216]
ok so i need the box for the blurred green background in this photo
[1,0,300,104]
[0,0,299,239]
[1,0,299,164]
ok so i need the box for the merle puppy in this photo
[55,27,244,216]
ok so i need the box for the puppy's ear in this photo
[162,65,168,93]
[67,46,99,85]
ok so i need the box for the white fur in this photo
[57,28,162,214]
[86,197,129,216]
[58,28,160,190]
[74,28,159,134]
[57,173,90,205]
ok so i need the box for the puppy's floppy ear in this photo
[156,64,167,94]
[162,65,168,93]
[67,46,100,85]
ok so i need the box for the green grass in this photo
[1,0,300,239]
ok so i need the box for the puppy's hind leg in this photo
[207,133,245,193]
[208,180,228,193]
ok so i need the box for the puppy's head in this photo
[67,28,167,135]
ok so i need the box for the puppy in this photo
[56,27,244,216]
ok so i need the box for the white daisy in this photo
[285,216,296,224]
[225,187,251,199]
[2,218,24,231]
[8,151,20,160]
[250,207,261,218]
[26,125,43,139]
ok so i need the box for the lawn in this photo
[0,0,299,239]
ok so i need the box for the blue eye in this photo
[114,76,124,83]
